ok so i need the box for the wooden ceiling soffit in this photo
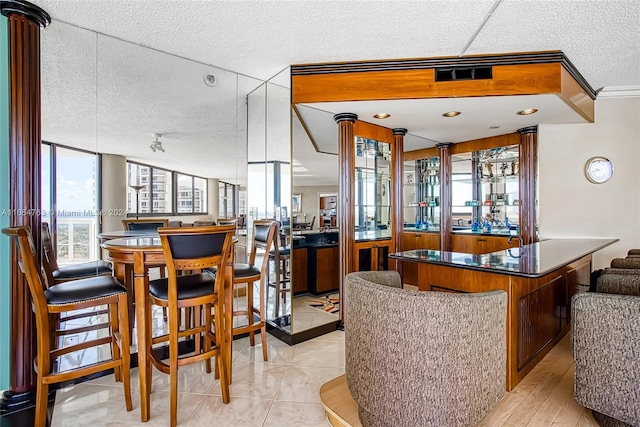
[353,120,394,143]
[292,51,595,123]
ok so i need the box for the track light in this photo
[150,133,165,153]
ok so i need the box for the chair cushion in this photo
[149,272,216,301]
[232,263,261,278]
[270,246,290,257]
[52,260,112,281]
[45,276,126,305]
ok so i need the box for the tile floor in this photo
[51,330,344,426]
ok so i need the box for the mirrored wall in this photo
[247,68,340,341]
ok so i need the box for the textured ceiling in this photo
[32,0,640,185]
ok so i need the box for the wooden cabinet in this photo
[291,247,308,294]
[450,234,519,254]
[401,232,440,285]
[308,246,340,294]
[354,240,392,271]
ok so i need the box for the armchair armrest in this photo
[571,293,640,426]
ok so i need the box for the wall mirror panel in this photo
[41,20,259,359]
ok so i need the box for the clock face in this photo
[585,157,613,184]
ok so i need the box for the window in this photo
[127,162,206,215]
[127,163,173,214]
[176,173,207,214]
[41,143,100,265]
[218,181,236,218]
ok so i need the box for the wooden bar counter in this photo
[390,238,617,390]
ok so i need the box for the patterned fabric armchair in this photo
[344,270,507,427]
[572,272,640,426]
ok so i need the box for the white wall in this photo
[538,96,640,269]
[101,154,128,232]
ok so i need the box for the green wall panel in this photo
[0,14,10,391]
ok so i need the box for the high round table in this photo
[101,235,235,422]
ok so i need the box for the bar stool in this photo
[2,226,132,427]
[148,225,235,427]
[269,243,291,318]
[230,220,278,361]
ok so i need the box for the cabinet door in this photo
[482,235,520,253]
[291,247,308,294]
[451,234,478,253]
[315,246,340,293]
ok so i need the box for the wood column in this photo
[0,0,50,410]
[436,143,453,251]
[518,126,538,245]
[391,129,406,272]
[334,113,357,328]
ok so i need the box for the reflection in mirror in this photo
[40,20,259,362]
[290,107,340,334]
[355,137,391,236]
[403,156,440,232]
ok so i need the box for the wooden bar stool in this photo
[2,226,132,427]
[230,220,278,361]
[148,225,235,427]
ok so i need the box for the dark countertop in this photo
[390,238,618,278]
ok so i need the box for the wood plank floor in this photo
[321,333,599,427]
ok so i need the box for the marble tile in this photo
[274,366,344,404]
[311,330,345,343]
[233,334,294,365]
[152,360,221,395]
[263,401,329,427]
[103,391,206,427]
[208,361,287,400]
[183,396,272,426]
[288,340,345,368]
[87,367,161,392]
[52,383,135,427]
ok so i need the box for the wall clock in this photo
[585,157,613,184]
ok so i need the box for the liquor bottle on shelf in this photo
[483,219,492,233]
[415,215,421,230]
[471,217,480,232]
[422,217,428,230]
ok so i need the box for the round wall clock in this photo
[585,157,613,184]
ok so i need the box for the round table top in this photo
[101,235,161,249]
[98,229,158,240]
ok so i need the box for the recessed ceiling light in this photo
[373,113,390,119]
[517,108,538,115]
[489,125,501,129]
[442,111,461,117]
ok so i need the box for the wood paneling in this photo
[517,275,563,370]
[293,63,566,104]
[401,232,439,285]
[353,121,394,143]
[450,234,519,254]
[560,66,595,122]
[451,133,521,154]
[404,146,439,161]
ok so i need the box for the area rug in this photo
[307,293,340,315]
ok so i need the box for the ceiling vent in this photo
[435,66,492,82]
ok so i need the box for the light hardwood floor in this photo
[321,333,599,427]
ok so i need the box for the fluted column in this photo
[436,142,453,251]
[0,0,50,410]
[391,128,406,271]
[518,126,538,245]
[334,113,357,328]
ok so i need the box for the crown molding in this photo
[597,86,640,99]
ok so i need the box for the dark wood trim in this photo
[391,129,406,273]
[1,1,48,408]
[291,50,596,100]
[436,143,453,251]
[404,146,438,161]
[451,132,520,154]
[518,126,538,245]
[334,113,357,326]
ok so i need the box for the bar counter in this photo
[390,238,618,390]
[390,238,618,278]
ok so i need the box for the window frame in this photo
[126,161,208,216]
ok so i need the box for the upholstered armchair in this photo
[344,271,507,427]
[572,273,640,426]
